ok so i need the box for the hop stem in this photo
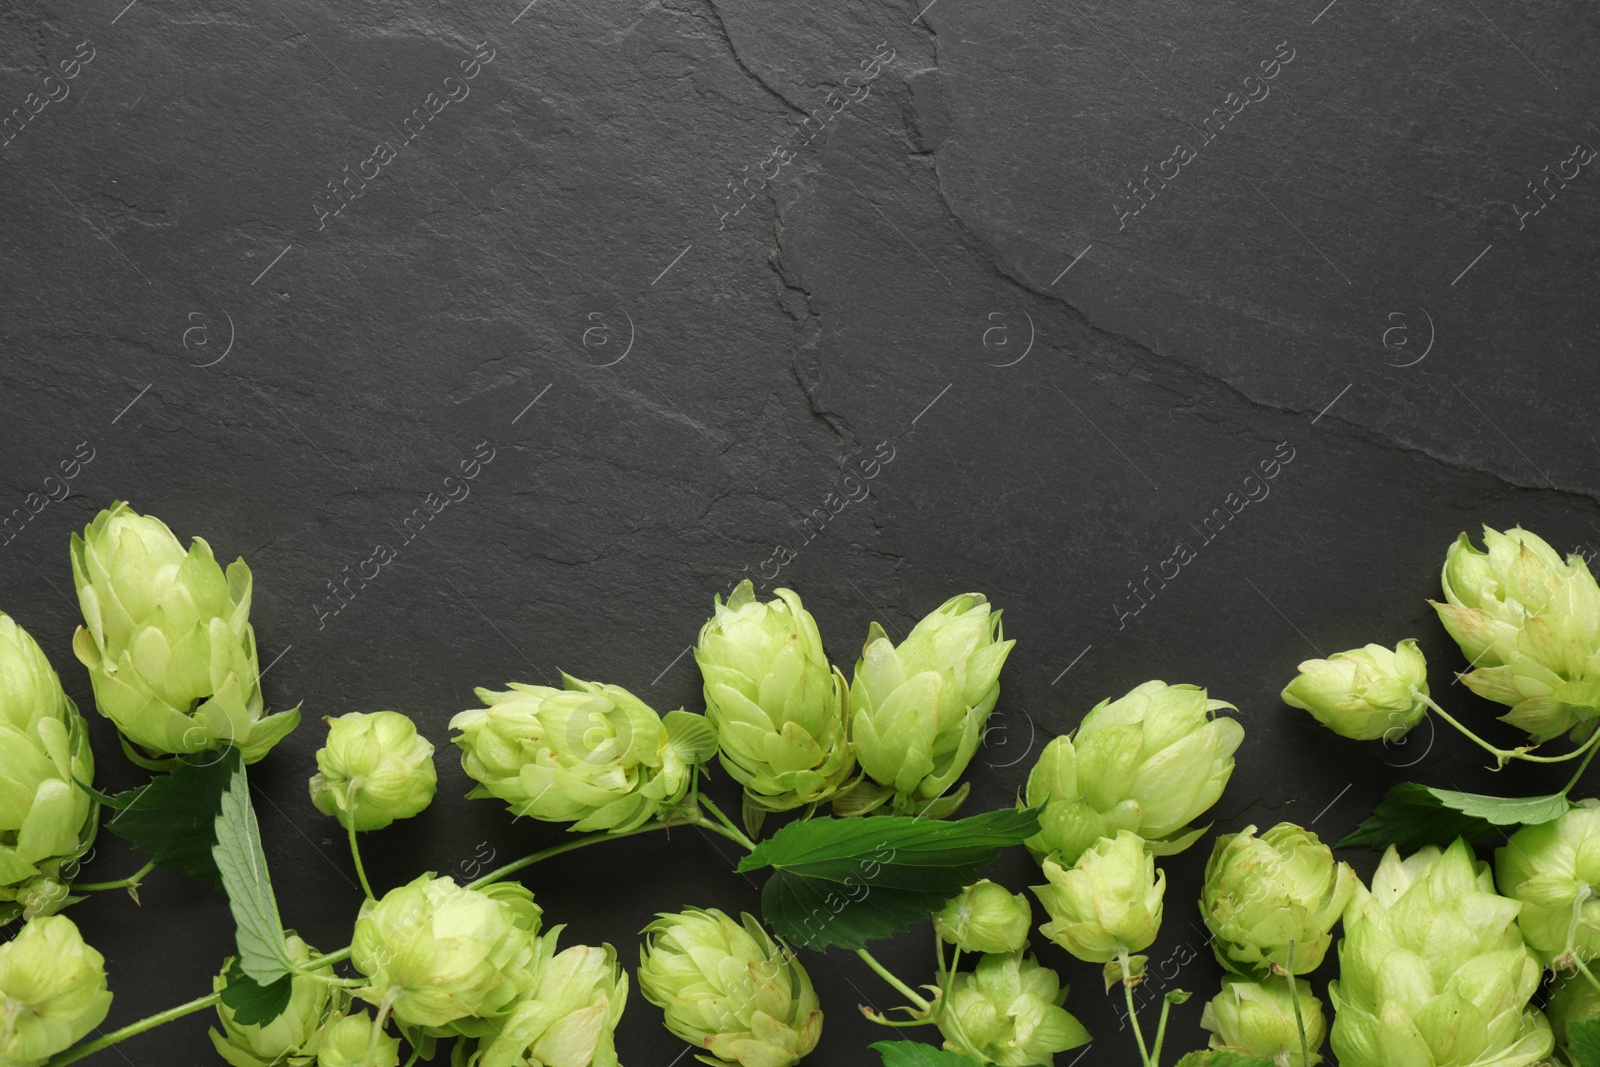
[856,948,933,1013]
[696,796,758,852]
[466,819,679,890]
[72,858,156,893]
[1286,941,1311,1067]
[347,814,375,901]
[1416,691,1600,766]
[40,992,221,1067]
[1118,950,1154,1067]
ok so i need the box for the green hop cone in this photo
[351,875,541,1035]
[1494,799,1600,967]
[1545,972,1600,1066]
[1433,526,1600,670]
[476,931,627,1067]
[1433,526,1600,744]
[637,907,821,1067]
[1328,838,1553,1067]
[1200,822,1357,977]
[451,674,708,833]
[1024,681,1244,865]
[1200,976,1326,1067]
[1280,640,1429,742]
[1033,830,1164,964]
[315,1011,401,1067]
[935,879,1033,955]
[69,501,298,763]
[0,613,96,923]
[309,711,437,832]
[934,950,1090,1067]
[847,593,1014,817]
[0,914,112,1066]
[695,582,854,815]
[211,935,342,1067]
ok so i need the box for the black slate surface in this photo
[2,0,1598,1063]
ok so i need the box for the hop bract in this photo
[1201,822,1357,977]
[1033,830,1164,964]
[309,711,437,832]
[210,935,341,1067]
[476,932,627,1067]
[935,950,1090,1067]
[451,674,708,833]
[0,614,96,923]
[848,593,1014,816]
[1024,681,1243,864]
[1494,799,1600,966]
[1280,640,1429,742]
[1328,839,1552,1067]
[1434,526,1600,743]
[0,914,112,1066]
[315,1011,400,1067]
[695,582,853,814]
[351,875,541,1034]
[69,502,298,763]
[637,907,821,1067]
[935,879,1033,955]
[1433,526,1599,669]
[1200,976,1326,1067]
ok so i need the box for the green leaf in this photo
[737,808,1040,950]
[1337,782,1570,851]
[218,956,294,1026]
[100,748,241,884]
[1173,1053,1274,1067]
[664,710,719,765]
[871,1040,984,1067]
[212,753,295,984]
[1569,1017,1600,1067]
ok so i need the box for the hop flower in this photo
[847,593,1014,817]
[451,674,710,833]
[1494,799,1600,966]
[1200,976,1326,1067]
[1033,831,1164,964]
[211,935,341,1067]
[0,614,96,923]
[351,875,541,1035]
[0,914,112,1066]
[935,880,1033,955]
[476,931,628,1067]
[309,712,437,832]
[935,951,1090,1067]
[1545,972,1600,1067]
[1328,839,1552,1067]
[1433,526,1600,669]
[1433,526,1600,744]
[1201,823,1357,977]
[69,502,298,762]
[1024,681,1243,864]
[1280,640,1429,742]
[637,907,821,1067]
[695,582,854,814]
[315,1011,401,1067]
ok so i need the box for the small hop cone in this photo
[935,879,1033,955]
[315,1011,401,1067]
[0,914,112,1064]
[475,932,628,1067]
[1201,976,1326,1067]
[1280,640,1429,742]
[1494,799,1600,966]
[309,711,437,831]
[1033,830,1164,964]
[935,951,1090,1066]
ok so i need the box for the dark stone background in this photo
[2,0,1598,1062]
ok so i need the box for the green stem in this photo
[347,816,375,901]
[1286,942,1311,1067]
[465,820,677,891]
[856,949,932,1013]
[1150,995,1177,1067]
[1563,735,1600,795]
[41,992,221,1067]
[72,859,156,893]
[1417,692,1597,765]
[696,796,758,852]
[1575,957,1600,998]
[1118,951,1153,1067]
[401,1043,423,1067]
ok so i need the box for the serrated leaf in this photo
[1173,1052,1274,1067]
[871,1040,984,1067]
[100,748,241,884]
[219,956,294,1026]
[1569,1017,1600,1067]
[1338,782,1570,851]
[737,808,1040,950]
[213,755,295,984]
